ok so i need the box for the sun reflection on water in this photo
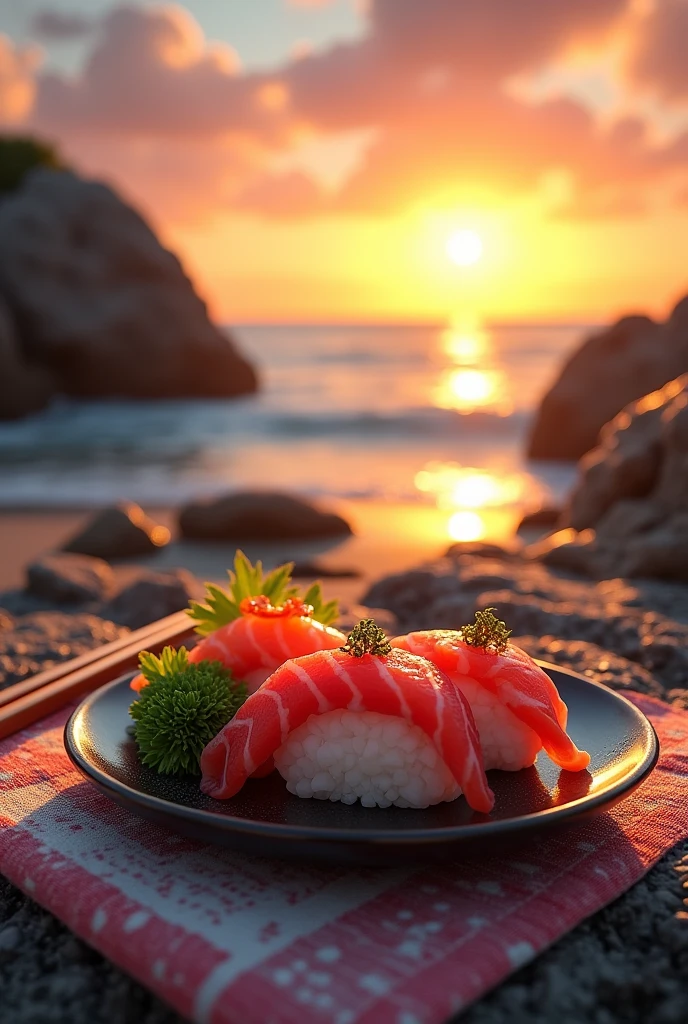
[448,510,485,542]
[441,326,488,364]
[415,461,547,544]
[434,322,511,415]
[435,367,500,410]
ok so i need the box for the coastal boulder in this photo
[564,376,684,531]
[0,294,54,420]
[0,169,257,402]
[541,375,688,580]
[528,304,688,460]
[62,503,171,560]
[100,568,200,629]
[179,492,353,541]
[26,553,114,604]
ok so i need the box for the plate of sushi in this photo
[65,553,659,863]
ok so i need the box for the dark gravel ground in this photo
[1,548,688,1024]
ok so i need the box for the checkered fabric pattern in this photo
[1,692,686,1024]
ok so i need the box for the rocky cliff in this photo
[0,169,257,419]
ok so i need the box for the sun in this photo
[446,229,483,267]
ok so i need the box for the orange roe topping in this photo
[239,595,314,619]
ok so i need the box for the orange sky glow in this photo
[2,0,688,323]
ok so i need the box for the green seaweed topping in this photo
[129,646,247,775]
[187,550,338,636]
[459,607,512,654]
[340,618,391,657]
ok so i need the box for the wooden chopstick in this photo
[0,610,195,740]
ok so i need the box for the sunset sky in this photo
[1,0,687,322]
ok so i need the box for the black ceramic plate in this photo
[64,663,658,864]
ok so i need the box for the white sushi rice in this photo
[274,709,461,809]
[458,679,541,771]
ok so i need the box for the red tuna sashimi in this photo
[200,647,494,813]
[131,609,346,694]
[392,630,590,772]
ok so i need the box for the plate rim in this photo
[64,660,660,847]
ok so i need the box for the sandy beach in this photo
[0,498,524,601]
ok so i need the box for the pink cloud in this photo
[624,0,688,101]
[33,5,255,136]
[234,169,326,217]
[7,0,688,225]
[0,35,41,125]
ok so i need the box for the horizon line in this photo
[224,319,602,330]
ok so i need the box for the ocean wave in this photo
[0,399,531,461]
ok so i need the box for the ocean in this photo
[0,323,589,535]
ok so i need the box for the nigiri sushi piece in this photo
[200,619,494,813]
[185,596,346,692]
[391,610,590,774]
[131,552,345,694]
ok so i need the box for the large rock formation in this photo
[0,294,55,419]
[0,169,257,411]
[528,299,688,460]
[528,375,688,580]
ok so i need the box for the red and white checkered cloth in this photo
[1,691,687,1024]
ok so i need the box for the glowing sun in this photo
[446,229,483,267]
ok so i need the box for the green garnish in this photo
[340,618,391,657]
[138,645,191,686]
[459,607,512,654]
[187,550,338,635]
[129,646,247,775]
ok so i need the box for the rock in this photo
[363,569,462,628]
[0,925,21,953]
[528,303,688,460]
[336,604,399,635]
[594,499,664,541]
[555,376,688,581]
[564,377,682,531]
[654,389,688,511]
[517,507,562,532]
[179,492,352,541]
[291,562,360,578]
[0,169,257,403]
[0,293,54,420]
[100,569,200,629]
[363,551,688,693]
[446,539,524,560]
[62,503,170,560]
[618,515,688,581]
[0,611,126,689]
[525,528,599,575]
[26,553,113,604]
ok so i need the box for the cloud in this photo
[0,34,41,125]
[33,5,254,136]
[234,169,326,216]
[7,0,688,226]
[624,0,688,101]
[30,10,95,40]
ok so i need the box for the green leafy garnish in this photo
[340,618,391,657]
[459,607,512,654]
[187,550,338,635]
[138,645,191,685]
[129,647,247,775]
[301,581,339,630]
